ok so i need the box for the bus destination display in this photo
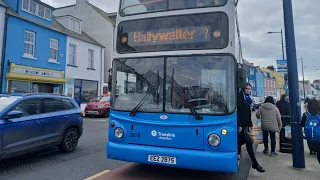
[117,12,229,53]
[127,26,212,46]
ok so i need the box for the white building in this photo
[0,0,7,80]
[53,0,116,92]
[53,15,105,110]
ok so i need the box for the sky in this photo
[42,0,320,82]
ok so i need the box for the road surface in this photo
[0,117,254,180]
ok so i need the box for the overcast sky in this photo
[42,0,319,81]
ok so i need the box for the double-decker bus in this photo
[107,0,246,173]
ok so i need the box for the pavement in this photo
[248,135,320,180]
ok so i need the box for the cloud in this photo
[43,0,320,81]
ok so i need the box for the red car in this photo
[84,94,111,118]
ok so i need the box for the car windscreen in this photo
[0,97,21,112]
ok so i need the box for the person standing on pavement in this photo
[276,94,290,116]
[256,96,282,157]
[237,83,265,173]
[301,99,320,157]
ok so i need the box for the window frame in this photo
[24,30,36,57]
[119,0,228,17]
[49,38,59,62]
[88,49,94,69]
[68,44,77,66]
[21,0,51,21]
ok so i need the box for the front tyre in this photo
[104,108,110,118]
[60,128,79,153]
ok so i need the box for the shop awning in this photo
[6,72,68,84]
[6,63,68,84]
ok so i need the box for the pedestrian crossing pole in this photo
[282,0,305,168]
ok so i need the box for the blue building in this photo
[256,67,265,97]
[248,66,265,97]
[1,0,67,93]
[248,66,257,96]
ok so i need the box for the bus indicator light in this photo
[221,129,228,135]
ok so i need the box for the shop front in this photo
[4,63,67,94]
[66,78,99,107]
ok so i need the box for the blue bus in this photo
[107,0,246,173]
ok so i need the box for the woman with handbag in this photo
[256,96,282,157]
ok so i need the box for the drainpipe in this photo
[100,47,103,94]
[0,5,8,92]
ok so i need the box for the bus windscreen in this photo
[117,12,229,53]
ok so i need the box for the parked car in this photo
[0,93,83,161]
[252,96,264,111]
[84,94,111,118]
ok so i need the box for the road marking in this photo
[84,170,110,180]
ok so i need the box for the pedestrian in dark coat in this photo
[237,83,265,173]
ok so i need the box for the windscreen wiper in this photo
[170,85,203,120]
[130,70,160,117]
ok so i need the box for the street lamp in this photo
[297,58,306,99]
[267,29,285,60]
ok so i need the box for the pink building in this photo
[264,72,276,97]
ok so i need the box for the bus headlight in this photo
[208,134,221,147]
[115,128,124,139]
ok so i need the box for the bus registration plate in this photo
[148,155,177,164]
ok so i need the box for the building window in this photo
[69,18,81,33]
[68,44,77,66]
[50,38,59,62]
[250,68,254,75]
[88,49,94,69]
[273,81,276,88]
[24,30,35,57]
[22,0,51,21]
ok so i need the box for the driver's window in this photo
[10,99,41,117]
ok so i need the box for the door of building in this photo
[74,86,82,106]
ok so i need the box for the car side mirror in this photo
[237,65,247,89]
[4,110,23,119]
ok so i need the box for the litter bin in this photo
[279,115,292,153]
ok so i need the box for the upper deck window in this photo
[120,0,227,16]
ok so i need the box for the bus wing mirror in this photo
[237,67,247,89]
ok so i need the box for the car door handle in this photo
[64,115,70,118]
[36,120,45,123]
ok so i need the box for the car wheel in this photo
[104,108,110,118]
[60,128,79,153]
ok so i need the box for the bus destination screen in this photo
[128,26,212,46]
[117,12,229,53]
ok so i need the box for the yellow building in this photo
[261,67,285,96]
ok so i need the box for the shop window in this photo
[8,80,31,93]
[81,80,98,103]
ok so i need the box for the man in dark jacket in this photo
[276,94,290,116]
[237,83,265,173]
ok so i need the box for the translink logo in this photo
[151,130,157,137]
